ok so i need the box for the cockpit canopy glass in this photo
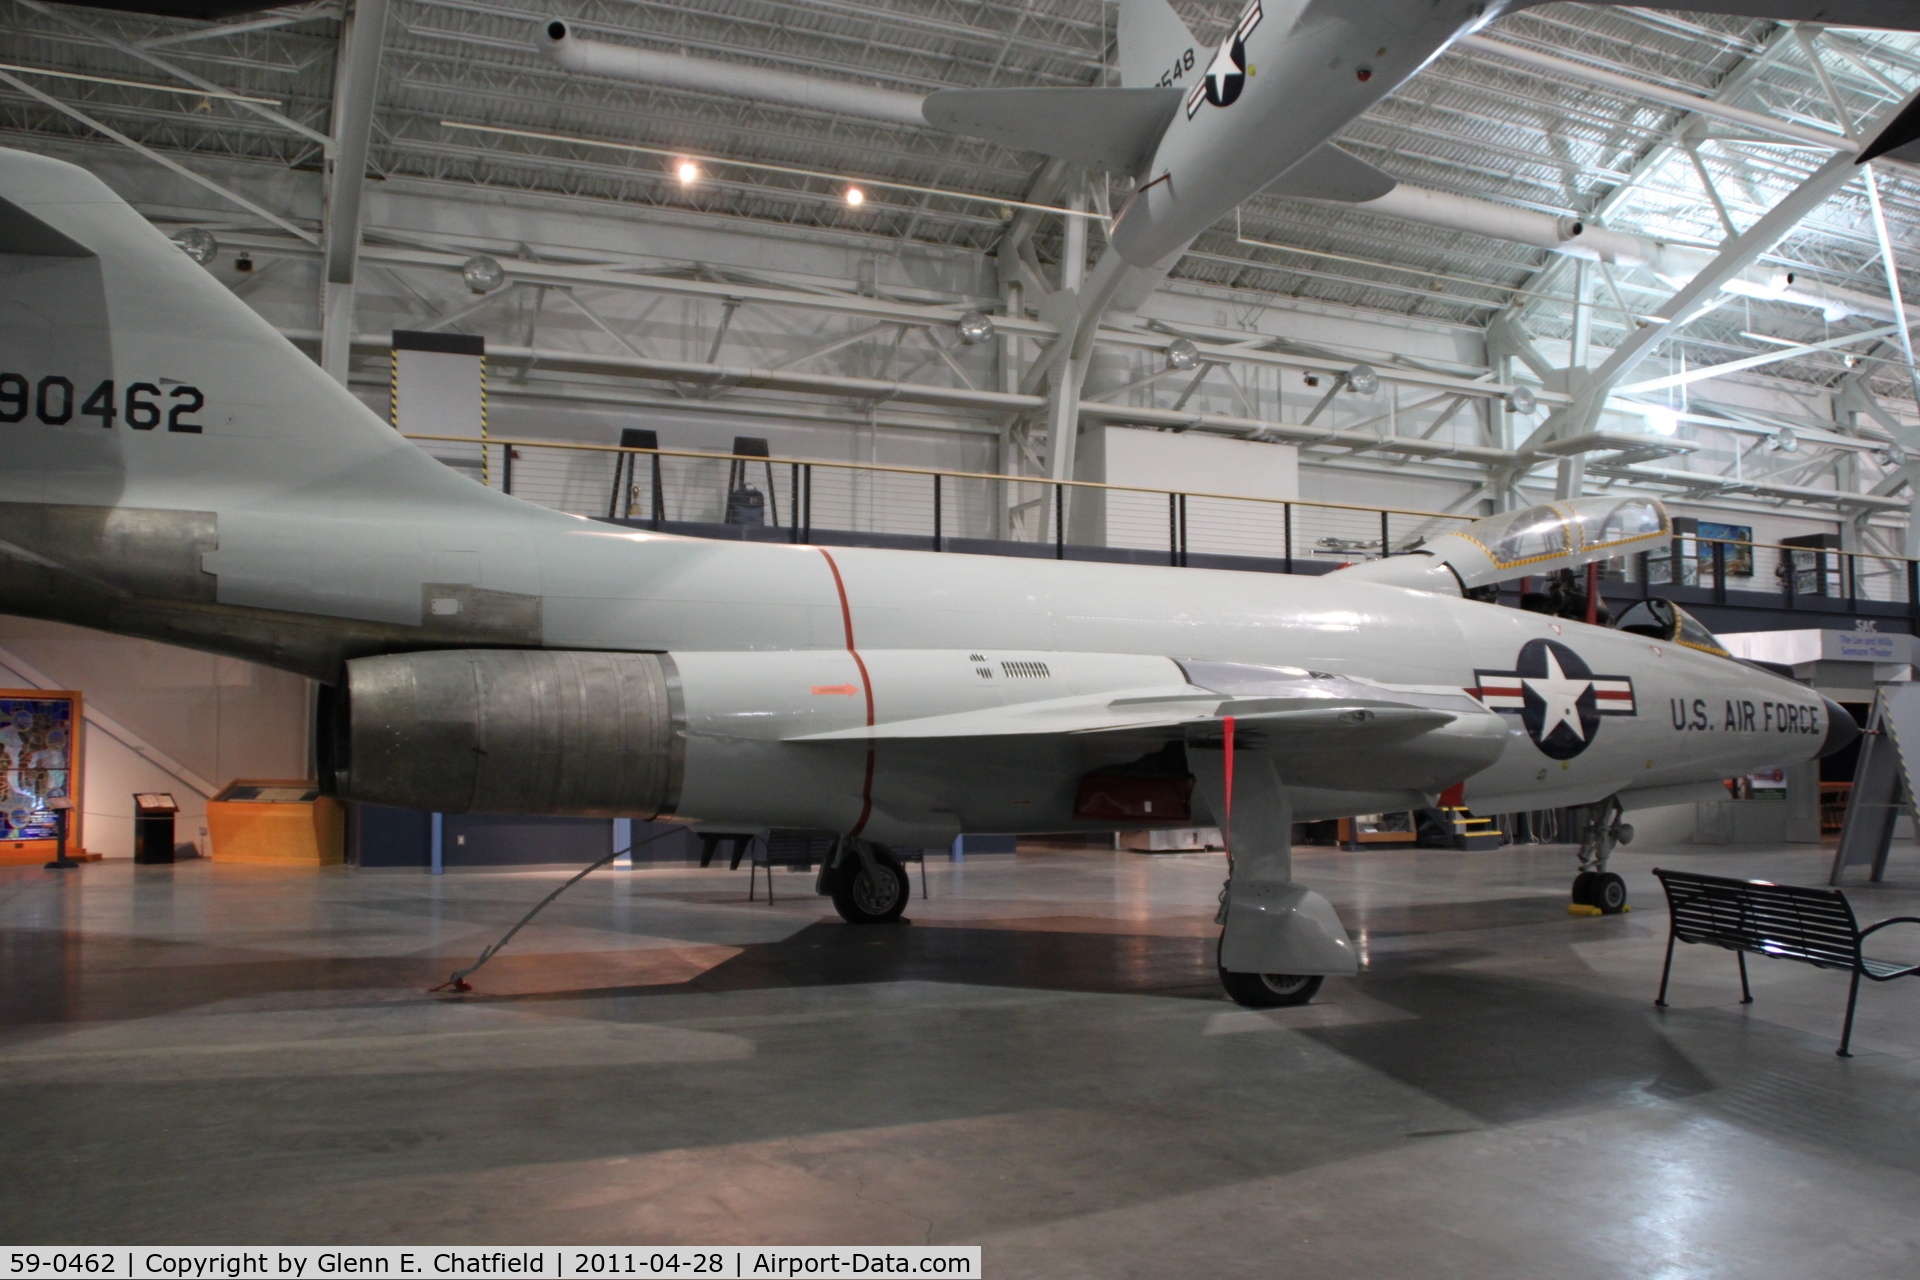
[1464,498,1670,569]
[1480,505,1570,566]
[1578,498,1666,550]
[1614,597,1730,657]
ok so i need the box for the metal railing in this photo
[1647,535,1918,612]
[406,433,1920,618]
[407,433,1476,569]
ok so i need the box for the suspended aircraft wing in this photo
[1260,145,1398,204]
[920,87,1183,175]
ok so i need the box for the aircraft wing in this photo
[784,659,1498,750]
[783,685,1458,746]
[921,86,1182,174]
[1260,144,1398,203]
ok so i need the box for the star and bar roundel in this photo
[1187,1,1263,118]
[1471,639,1637,760]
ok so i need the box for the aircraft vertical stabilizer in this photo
[0,147,566,677]
[1115,0,1200,89]
[0,148,521,520]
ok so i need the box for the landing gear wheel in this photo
[1217,937,1323,1007]
[1590,871,1627,915]
[831,850,910,924]
[1572,871,1599,906]
[1220,969,1324,1008]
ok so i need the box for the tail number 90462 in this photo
[0,374,203,433]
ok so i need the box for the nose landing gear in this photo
[1570,797,1632,915]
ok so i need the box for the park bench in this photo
[1653,867,1920,1057]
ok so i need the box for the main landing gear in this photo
[1218,935,1325,1007]
[819,840,911,924]
[1570,796,1632,915]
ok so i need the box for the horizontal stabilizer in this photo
[922,86,1181,174]
[1261,144,1398,203]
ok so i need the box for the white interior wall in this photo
[0,619,310,858]
[1077,427,1299,554]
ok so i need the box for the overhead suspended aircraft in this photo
[0,149,1860,1004]
[925,0,1920,280]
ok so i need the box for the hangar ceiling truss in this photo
[7,1,1920,527]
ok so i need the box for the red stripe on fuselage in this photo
[816,548,876,837]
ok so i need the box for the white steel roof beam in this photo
[320,0,391,384]
[14,0,333,149]
[1456,32,1852,149]
[0,69,318,242]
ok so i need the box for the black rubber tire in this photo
[1592,871,1628,915]
[1571,871,1599,906]
[831,850,910,924]
[1219,969,1324,1008]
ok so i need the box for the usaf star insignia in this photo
[1187,0,1263,118]
[1471,638,1636,760]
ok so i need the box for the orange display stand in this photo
[0,839,99,866]
[207,780,344,866]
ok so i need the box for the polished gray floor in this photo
[5,840,1920,1276]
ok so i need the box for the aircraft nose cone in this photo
[1819,696,1861,759]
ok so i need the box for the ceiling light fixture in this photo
[676,160,699,184]
[439,121,1110,224]
[461,255,506,294]
[956,312,995,345]
[172,227,218,266]
[845,186,865,207]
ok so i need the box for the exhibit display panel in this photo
[0,688,83,863]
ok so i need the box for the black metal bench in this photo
[1653,867,1920,1057]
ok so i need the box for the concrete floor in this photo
[5,841,1920,1276]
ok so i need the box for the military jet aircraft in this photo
[0,149,1859,1005]
[926,0,1920,274]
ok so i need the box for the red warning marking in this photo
[816,548,876,837]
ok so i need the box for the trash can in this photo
[133,793,178,864]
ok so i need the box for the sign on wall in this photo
[0,689,81,851]
[1697,521,1753,577]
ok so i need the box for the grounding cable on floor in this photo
[430,827,681,993]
